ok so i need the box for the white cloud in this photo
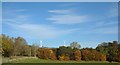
[48,10,74,14]
[5,22,78,39]
[48,9,89,25]
[48,14,88,24]
[3,9,79,39]
[3,14,30,24]
[3,9,29,24]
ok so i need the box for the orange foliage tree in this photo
[81,49,90,61]
[37,48,56,60]
[100,54,106,61]
[115,51,120,62]
[74,50,81,61]
[58,54,70,61]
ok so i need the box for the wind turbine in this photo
[63,40,66,46]
[40,40,42,47]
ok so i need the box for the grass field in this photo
[2,57,120,65]
[7,58,112,63]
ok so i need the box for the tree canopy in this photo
[1,34,120,62]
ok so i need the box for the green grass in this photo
[5,57,118,63]
[9,58,108,63]
[2,57,120,65]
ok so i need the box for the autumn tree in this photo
[37,48,56,60]
[96,41,119,62]
[74,50,81,61]
[100,53,106,61]
[13,37,28,56]
[1,34,120,62]
[116,44,120,62]
[0,34,2,54]
[81,49,90,61]
[2,34,14,57]
[58,54,70,61]
[115,51,120,62]
[57,46,73,60]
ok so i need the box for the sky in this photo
[2,0,120,2]
[2,2,118,48]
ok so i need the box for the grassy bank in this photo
[2,57,120,65]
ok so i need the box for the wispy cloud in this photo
[3,7,118,38]
[5,22,78,39]
[3,15,29,24]
[48,9,74,14]
[3,8,79,39]
[48,14,88,24]
[47,7,118,34]
[2,2,118,48]
[48,9,89,25]
[3,9,30,24]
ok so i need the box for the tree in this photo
[1,34,120,62]
[90,50,99,61]
[37,48,56,60]
[57,46,73,60]
[107,42,118,62]
[2,34,14,57]
[70,42,81,49]
[81,48,104,61]
[96,41,119,62]
[100,54,106,61]
[21,45,31,56]
[31,44,39,57]
[13,37,28,56]
[74,50,81,61]
[115,51,120,62]
[58,54,65,61]
[58,53,70,61]
[0,35,2,54]
[81,49,90,61]
[96,42,108,55]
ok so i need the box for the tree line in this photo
[0,34,120,62]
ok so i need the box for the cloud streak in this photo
[48,9,89,25]
[48,14,88,24]
[2,9,79,39]
[48,9,74,14]
[5,22,78,39]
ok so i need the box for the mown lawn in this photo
[2,57,120,65]
[8,58,109,63]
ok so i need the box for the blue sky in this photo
[2,0,120,2]
[2,2,118,48]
